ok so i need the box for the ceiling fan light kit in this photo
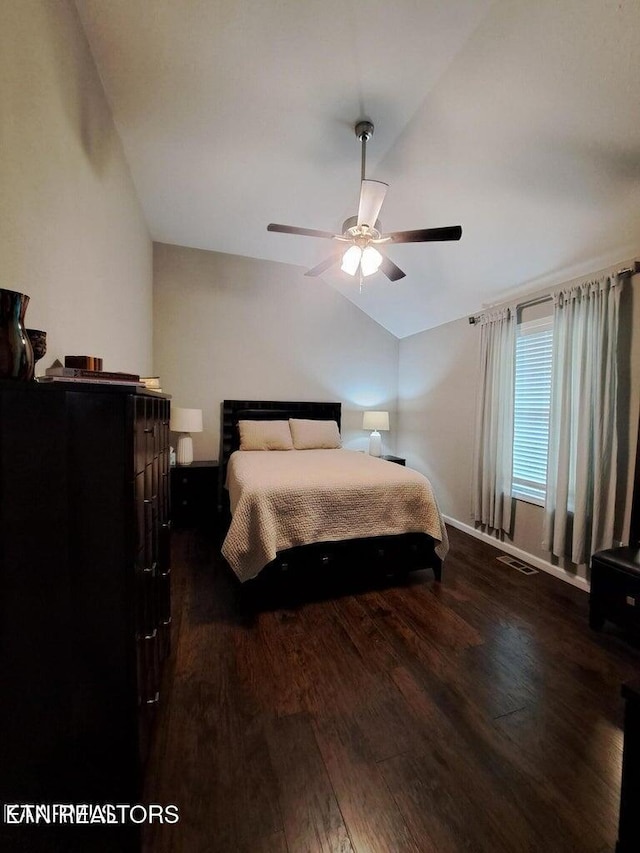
[267,120,462,287]
[341,244,383,277]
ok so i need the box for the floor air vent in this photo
[496,555,538,575]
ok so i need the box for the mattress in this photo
[221,448,449,582]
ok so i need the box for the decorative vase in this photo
[0,289,34,381]
[26,329,47,378]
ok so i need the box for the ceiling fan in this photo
[267,120,462,285]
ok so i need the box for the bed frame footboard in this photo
[243,532,442,587]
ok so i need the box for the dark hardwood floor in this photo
[143,527,640,853]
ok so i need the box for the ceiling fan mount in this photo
[354,120,374,143]
[267,119,462,284]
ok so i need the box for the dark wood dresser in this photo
[0,380,170,852]
[590,409,640,852]
[617,680,640,852]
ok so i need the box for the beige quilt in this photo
[222,449,449,581]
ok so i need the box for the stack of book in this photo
[39,367,144,387]
[64,355,103,371]
[141,376,163,393]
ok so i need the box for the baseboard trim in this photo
[443,515,591,593]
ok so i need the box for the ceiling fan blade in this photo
[379,254,406,282]
[304,254,340,277]
[383,225,462,244]
[357,180,388,229]
[268,223,337,239]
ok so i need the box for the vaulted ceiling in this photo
[76,0,640,337]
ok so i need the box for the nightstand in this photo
[382,455,406,466]
[170,460,218,529]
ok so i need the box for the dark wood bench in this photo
[589,547,640,632]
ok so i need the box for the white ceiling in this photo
[76,0,640,338]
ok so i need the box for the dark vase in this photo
[26,328,47,379]
[0,289,34,381]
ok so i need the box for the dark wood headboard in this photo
[220,399,342,471]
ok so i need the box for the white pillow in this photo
[289,419,342,450]
[238,420,293,451]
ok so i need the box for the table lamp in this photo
[170,407,203,465]
[363,410,389,457]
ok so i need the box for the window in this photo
[512,316,553,505]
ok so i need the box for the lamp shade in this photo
[170,407,203,433]
[341,245,362,275]
[362,410,389,431]
[360,246,383,277]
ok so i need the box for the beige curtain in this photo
[472,307,516,533]
[542,275,621,564]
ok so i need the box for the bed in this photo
[219,400,448,584]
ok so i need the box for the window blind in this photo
[512,316,553,505]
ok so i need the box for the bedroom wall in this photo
[398,267,640,587]
[0,0,152,375]
[153,243,399,461]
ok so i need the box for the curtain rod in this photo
[468,260,640,324]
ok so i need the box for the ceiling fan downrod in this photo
[355,120,374,183]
